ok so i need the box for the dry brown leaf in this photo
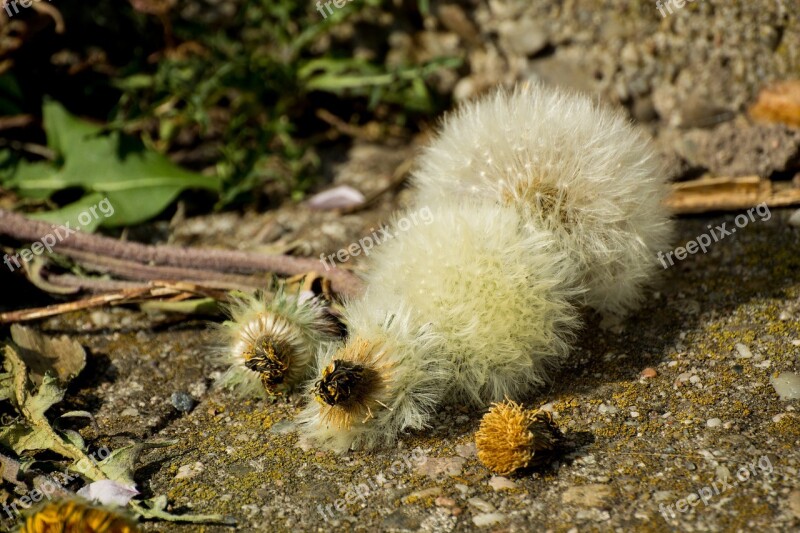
[9,324,86,385]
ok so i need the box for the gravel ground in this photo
[25,202,800,533]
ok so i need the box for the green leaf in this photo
[0,345,106,480]
[0,372,11,401]
[139,297,220,315]
[2,100,221,229]
[131,496,235,525]
[98,440,178,487]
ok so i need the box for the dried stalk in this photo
[0,209,364,297]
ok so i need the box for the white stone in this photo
[488,476,518,491]
[735,344,753,359]
[472,513,507,527]
[772,372,800,400]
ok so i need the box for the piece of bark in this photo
[666,176,800,214]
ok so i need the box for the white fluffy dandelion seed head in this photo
[362,196,581,405]
[212,288,339,398]
[297,301,451,452]
[412,83,674,315]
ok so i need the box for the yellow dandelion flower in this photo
[17,499,139,533]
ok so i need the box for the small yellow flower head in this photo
[17,498,139,533]
[475,399,562,475]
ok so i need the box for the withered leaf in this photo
[9,324,86,385]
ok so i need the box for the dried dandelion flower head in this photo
[298,302,451,452]
[413,83,674,316]
[312,337,393,429]
[213,287,339,397]
[475,399,562,475]
[17,498,139,533]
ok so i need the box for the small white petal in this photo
[77,480,138,507]
[307,185,365,210]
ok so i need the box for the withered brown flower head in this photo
[475,399,562,475]
[242,335,295,393]
[314,359,378,407]
[313,338,392,429]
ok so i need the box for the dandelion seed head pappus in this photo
[298,304,452,452]
[358,196,581,405]
[412,83,674,316]
[298,83,673,452]
[213,286,340,398]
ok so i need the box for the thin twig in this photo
[0,281,233,323]
[0,287,157,323]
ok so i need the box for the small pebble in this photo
[455,442,476,458]
[175,462,204,480]
[706,418,722,428]
[771,372,800,400]
[598,403,619,415]
[467,497,495,513]
[416,456,465,478]
[435,496,456,507]
[454,484,470,495]
[788,209,800,228]
[170,392,195,413]
[472,513,507,527]
[406,487,442,502]
[735,344,753,359]
[488,476,518,491]
[641,368,657,379]
[788,490,800,519]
